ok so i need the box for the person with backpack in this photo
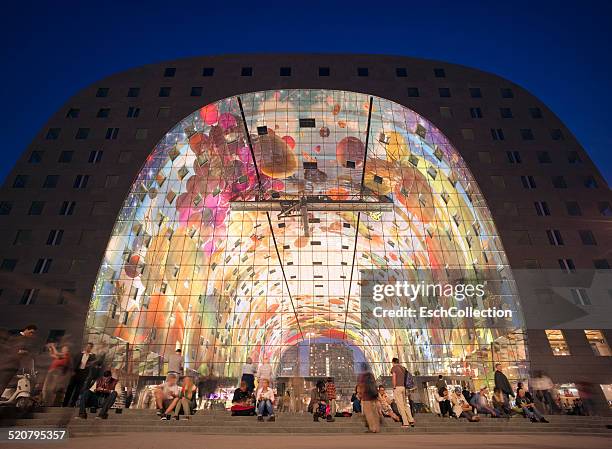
[390,357,415,427]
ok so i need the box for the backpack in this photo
[403,367,415,390]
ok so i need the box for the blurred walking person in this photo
[42,343,71,406]
[358,364,380,433]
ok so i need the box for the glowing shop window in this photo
[584,330,612,356]
[545,330,571,356]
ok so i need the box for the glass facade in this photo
[84,90,527,388]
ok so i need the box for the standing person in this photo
[256,356,273,386]
[390,357,415,428]
[358,364,380,433]
[241,357,257,392]
[255,378,275,421]
[63,342,96,407]
[166,348,183,375]
[0,324,38,395]
[75,369,120,420]
[494,363,514,405]
[289,376,304,413]
[41,343,71,406]
[172,376,197,420]
[435,374,447,392]
[325,377,337,421]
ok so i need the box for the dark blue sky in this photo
[1,0,610,184]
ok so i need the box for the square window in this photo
[500,107,513,118]
[438,87,451,97]
[583,176,598,189]
[95,87,109,98]
[598,201,612,216]
[105,128,119,140]
[190,86,203,97]
[119,151,132,163]
[407,87,420,97]
[241,67,253,76]
[439,107,452,118]
[460,128,474,140]
[318,67,330,76]
[537,151,551,163]
[58,150,73,163]
[565,201,581,216]
[43,175,59,188]
[157,107,170,118]
[127,106,140,118]
[477,151,491,163]
[469,107,482,118]
[594,259,611,270]
[96,108,110,118]
[158,87,171,97]
[357,67,369,77]
[552,176,567,188]
[127,87,140,97]
[396,67,407,77]
[75,128,90,139]
[28,151,43,164]
[567,151,582,164]
[520,128,534,140]
[579,230,597,245]
[299,118,316,128]
[88,150,103,164]
[0,201,13,215]
[0,259,17,272]
[433,68,446,78]
[202,67,215,77]
[500,88,514,98]
[46,128,60,140]
[164,67,176,77]
[491,128,505,140]
[469,87,482,98]
[29,201,45,215]
[12,175,28,188]
[135,128,148,140]
[551,128,564,140]
[529,107,542,118]
[545,330,570,356]
[66,108,80,118]
[280,67,291,76]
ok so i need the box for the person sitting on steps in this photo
[155,373,180,420]
[75,369,120,420]
[255,378,275,422]
[516,388,549,423]
[231,380,255,416]
[171,376,197,420]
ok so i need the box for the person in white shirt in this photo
[241,357,257,392]
[154,373,180,418]
[255,378,275,421]
[256,356,273,385]
[63,342,96,407]
[166,348,183,375]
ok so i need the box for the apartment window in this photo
[534,201,550,216]
[433,68,446,77]
[135,129,148,140]
[28,151,43,163]
[13,229,32,246]
[119,151,132,163]
[73,174,89,189]
[59,201,76,216]
[0,259,17,272]
[506,151,522,163]
[158,87,171,97]
[29,201,45,215]
[407,87,420,97]
[520,175,536,189]
[579,230,597,245]
[33,258,52,274]
[500,88,514,98]
[96,108,110,118]
[503,202,518,216]
[396,67,407,77]
[545,330,570,356]
[105,175,119,188]
[46,128,60,140]
[583,176,598,189]
[460,129,474,140]
[0,201,13,215]
[75,128,90,140]
[469,107,482,118]
[318,67,330,76]
[127,87,140,97]
[477,151,491,163]
[552,176,567,188]
[163,67,176,77]
[66,108,80,119]
[127,106,140,118]
[546,229,564,246]
[91,201,108,216]
[500,107,513,118]
[490,176,506,189]
[190,86,203,97]
[95,87,109,97]
[520,128,534,140]
[585,330,612,356]
[241,67,253,76]
[558,258,575,272]
[513,230,532,245]
[202,67,214,77]
[567,151,582,164]
[529,107,543,118]
[42,175,59,188]
[439,107,452,118]
[19,289,38,305]
[46,229,64,246]
[551,128,564,140]
[279,67,291,76]
[490,128,505,140]
[598,201,612,216]
[524,259,541,269]
[105,128,119,140]
[537,151,552,163]
[58,150,73,163]
[357,67,369,77]
[157,107,170,118]
[12,175,28,188]
[438,87,451,97]
[469,87,482,98]
[88,150,103,164]
[566,201,582,216]
[593,259,610,269]
[570,287,591,305]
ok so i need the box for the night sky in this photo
[1,0,610,184]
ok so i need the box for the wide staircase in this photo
[1,408,611,437]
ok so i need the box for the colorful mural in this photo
[84,90,527,382]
